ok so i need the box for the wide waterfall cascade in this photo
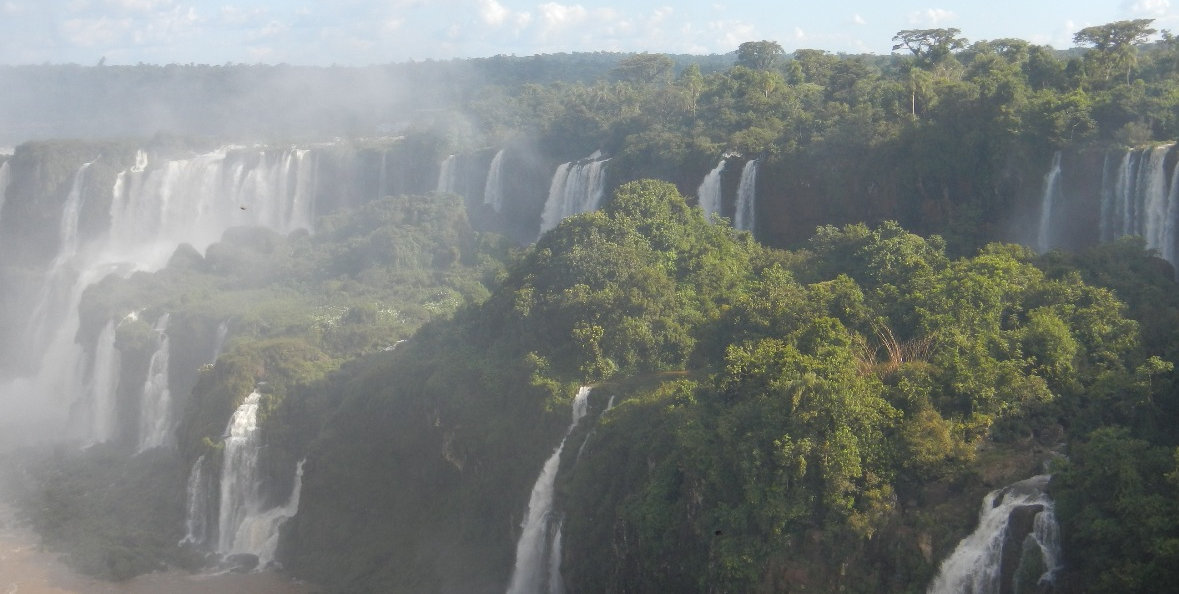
[1096,144,1179,266]
[437,154,457,194]
[484,149,506,212]
[927,475,1062,594]
[136,313,174,452]
[697,159,727,219]
[734,159,758,232]
[505,386,592,594]
[107,147,317,270]
[86,321,121,443]
[181,454,211,547]
[538,152,610,236]
[1037,152,1063,253]
[0,145,324,444]
[217,391,305,565]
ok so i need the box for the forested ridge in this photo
[3,19,1179,594]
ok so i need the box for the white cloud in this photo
[1123,0,1170,16]
[852,13,866,26]
[539,2,588,32]
[907,8,956,26]
[220,6,267,27]
[707,19,755,49]
[61,16,132,46]
[106,0,171,12]
[479,0,509,26]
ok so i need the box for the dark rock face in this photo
[999,503,1045,594]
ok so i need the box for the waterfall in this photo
[505,386,591,594]
[1036,152,1062,253]
[0,145,325,445]
[0,159,11,228]
[734,159,758,232]
[928,475,1062,594]
[697,159,726,219]
[211,320,230,362]
[484,149,506,212]
[137,313,174,452]
[87,320,121,443]
[437,154,457,194]
[107,146,317,269]
[180,454,212,547]
[230,459,306,566]
[1140,145,1171,253]
[2,161,102,437]
[538,152,610,236]
[1094,145,1178,267]
[376,149,388,200]
[217,390,305,565]
[218,391,263,554]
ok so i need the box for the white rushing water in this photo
[181,454,211,547]
[1036,151,1062,253]
[697,158,727,219]
[437,154,457,194]
[218,391,264,554]
[0,159,11,229]
[217,390,306,566]
[538,152,610,236]
[927,474,1061,594]
[505,386,591,594]
[484,149,506,212]
[734,159,758,232]
[0,145,320,445]
[1097,145,1177,265]
[86,320,121,443]
[137,313,174,452]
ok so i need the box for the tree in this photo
[737,40,785,71]
[1074,19,1157,85]
[891,28,967,70]
[611,53,675,84]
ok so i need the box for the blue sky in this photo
[1,1,1176,65]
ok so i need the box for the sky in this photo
[0,0,1176,66]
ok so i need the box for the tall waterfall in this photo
[505,386,591,594]
[734,159,758,232]
[211,320,230,362]
[697,159,726,219]
[0,145,322,445]
[181,454,212,547]
[137,313,174,452]
[1037,152,1063,253]
[538,152,610,236]
[218,391,263,554]
[1098,144,1176,262]
[217,390,305,565]
[437,154,457,194]
[928,475,1061,594]
[2,161,101,438]
[87,320,121,443]
[484,149,506,212]
[0,159,11,228]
